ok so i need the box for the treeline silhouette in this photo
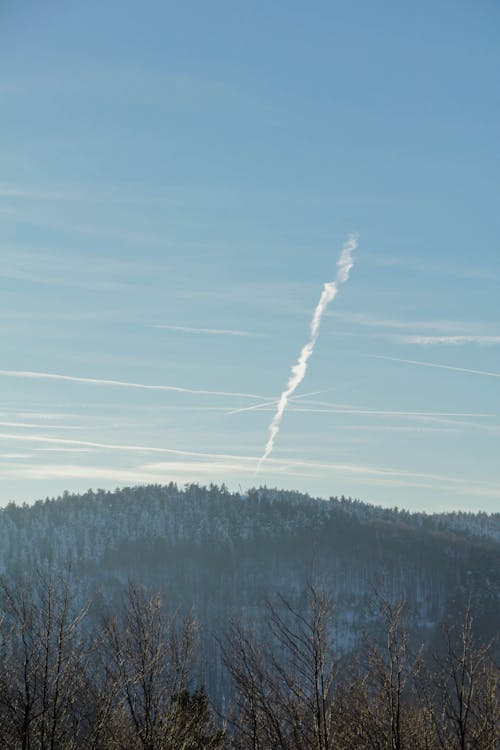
[0,570,497,749]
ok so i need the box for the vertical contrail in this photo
[258,234,358,469]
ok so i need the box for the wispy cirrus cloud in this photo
[397,335,500,345]
[368,255,499,282]
[370,355,500,379]
[0,420,84,430]
[329,313,500,345]
[33,447,94,453]
[329,311,467,333]
[0,246,145,291]
[227,397,493,419]
[409,415,500,436]
[226,390,325,415]
[0,461,320,483]
[0,432,264,461]
[0,409,81,422]
[151,324,260,337]
[269,404,495,419]
[0,440,497,500]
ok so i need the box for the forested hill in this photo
[1,483,499,681]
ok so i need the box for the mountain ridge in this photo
[1,482,498,702]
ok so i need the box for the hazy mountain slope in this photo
[1,484,498,699]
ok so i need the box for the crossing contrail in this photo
[0,369,271,400]
[369,355,500,379]
[258,234,358,469]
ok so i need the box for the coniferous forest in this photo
[0,484,498,748]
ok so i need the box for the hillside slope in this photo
[1,483,498,697]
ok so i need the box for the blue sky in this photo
[1,0,499,511]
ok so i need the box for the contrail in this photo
[258,233,358,468]
[369,355,500,379]
[151,324,258,337]
[0,369,271,400]
[225,390,325,416]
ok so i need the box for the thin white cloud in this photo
[333,424,460,434]
[0,369,271,401]
[275,405,495,418]
[4,411,80,421]
[0,461,320,483]
[226,390,325,415]
[0,447,497,500]
[398,335,500,345]
[33,447,94,453]
[0,432,262,461]
[0,267,127,292]
[410,416,500,435]
[151,324,259,337]
[259,234,358,466]
[369,255,499,282]
[0,246,143,292]
[0,420,84,430]
[325,313,500,349]
[346,475,500,500]
[228,397,493,419]
[329,311,467,332]
[370,355,500,379]
[174,280,316,315]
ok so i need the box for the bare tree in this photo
[429,602,499,750]
[0,569,496,750]
[223,582,338,750]
[349,597,424,750]
[101,581,223,750]
[0,568,90,750]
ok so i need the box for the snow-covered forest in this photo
[0,483,498,748]
[0,484,498,659]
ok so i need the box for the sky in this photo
[1,0,499,512]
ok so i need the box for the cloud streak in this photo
[0,435,497,500]
[369,255,499,282]
[0,246,149,292]
[398,335,500,345]
[264,405,495,418]
[371,355,500,379]
[328,311,467,333]
[0,420,83,430]
[258,234,358,467]
[0,369,271,401]
[151,324,259,337]
[228,397,493,420]
[226,390,325,416]
[0,432,262,462]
